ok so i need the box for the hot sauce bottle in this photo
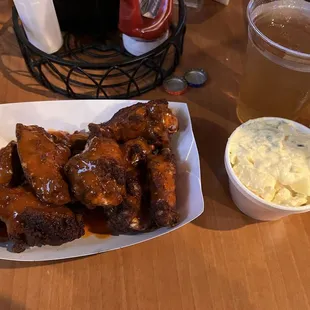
[119,0,173,56]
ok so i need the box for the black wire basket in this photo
[12,1,186,99]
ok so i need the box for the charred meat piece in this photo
[106,138,154,233]
[0,187,84,253]
[125,165,152,232]
[89,99,178,146]
[65,137,126,209]
[16,124,71,205]
[147,149,179,227]
[0,141,23,187]
[106,166,150,233]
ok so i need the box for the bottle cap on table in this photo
[163,76,188,95]
[184,69,208,88]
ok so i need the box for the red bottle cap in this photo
[163,76,188,95]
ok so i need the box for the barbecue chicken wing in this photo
[89,99,178,146]
[65,137,126,209]
[0,187,84,253]
[147,148,179,227]
[105,167,144,233]
[0,141,23,187]
[105,138,154,233]
[16,124,71,205]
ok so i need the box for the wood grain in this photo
[0,0,310,309]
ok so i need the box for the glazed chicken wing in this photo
[89,99,178,146]
[105,167,144,233]
[0,141,23,187]
[147,148,179,227]
[0,187,84,253]
[16,124,71,205]
[65,137,126,209]
[106,138,154,233]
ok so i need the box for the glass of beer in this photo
[237,0,310,123]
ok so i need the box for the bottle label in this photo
[139,0,161,19]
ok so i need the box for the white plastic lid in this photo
[122,30,170,56]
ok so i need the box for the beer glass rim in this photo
[247,0,310,59]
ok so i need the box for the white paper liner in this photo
[0,100,204,261]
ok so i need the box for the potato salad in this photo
[229,119,310,207]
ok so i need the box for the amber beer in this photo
[238,0,310,123]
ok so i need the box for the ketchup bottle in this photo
[119,0,173,56]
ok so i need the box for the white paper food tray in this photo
[0,100,204,261]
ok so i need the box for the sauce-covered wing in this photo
[65,137,126,209]
[0,187,84,253]
[16,124,71,205]
[106,138,154,233]
[147,149,179,227]
[89,99,178,146]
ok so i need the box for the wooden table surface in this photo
[1,0,310,309]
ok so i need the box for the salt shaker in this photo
[13,0,63,54]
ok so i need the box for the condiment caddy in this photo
[12,0,186,99]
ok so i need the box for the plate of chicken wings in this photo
[0,99,203,261]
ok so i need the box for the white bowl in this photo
[224,117,310,221]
